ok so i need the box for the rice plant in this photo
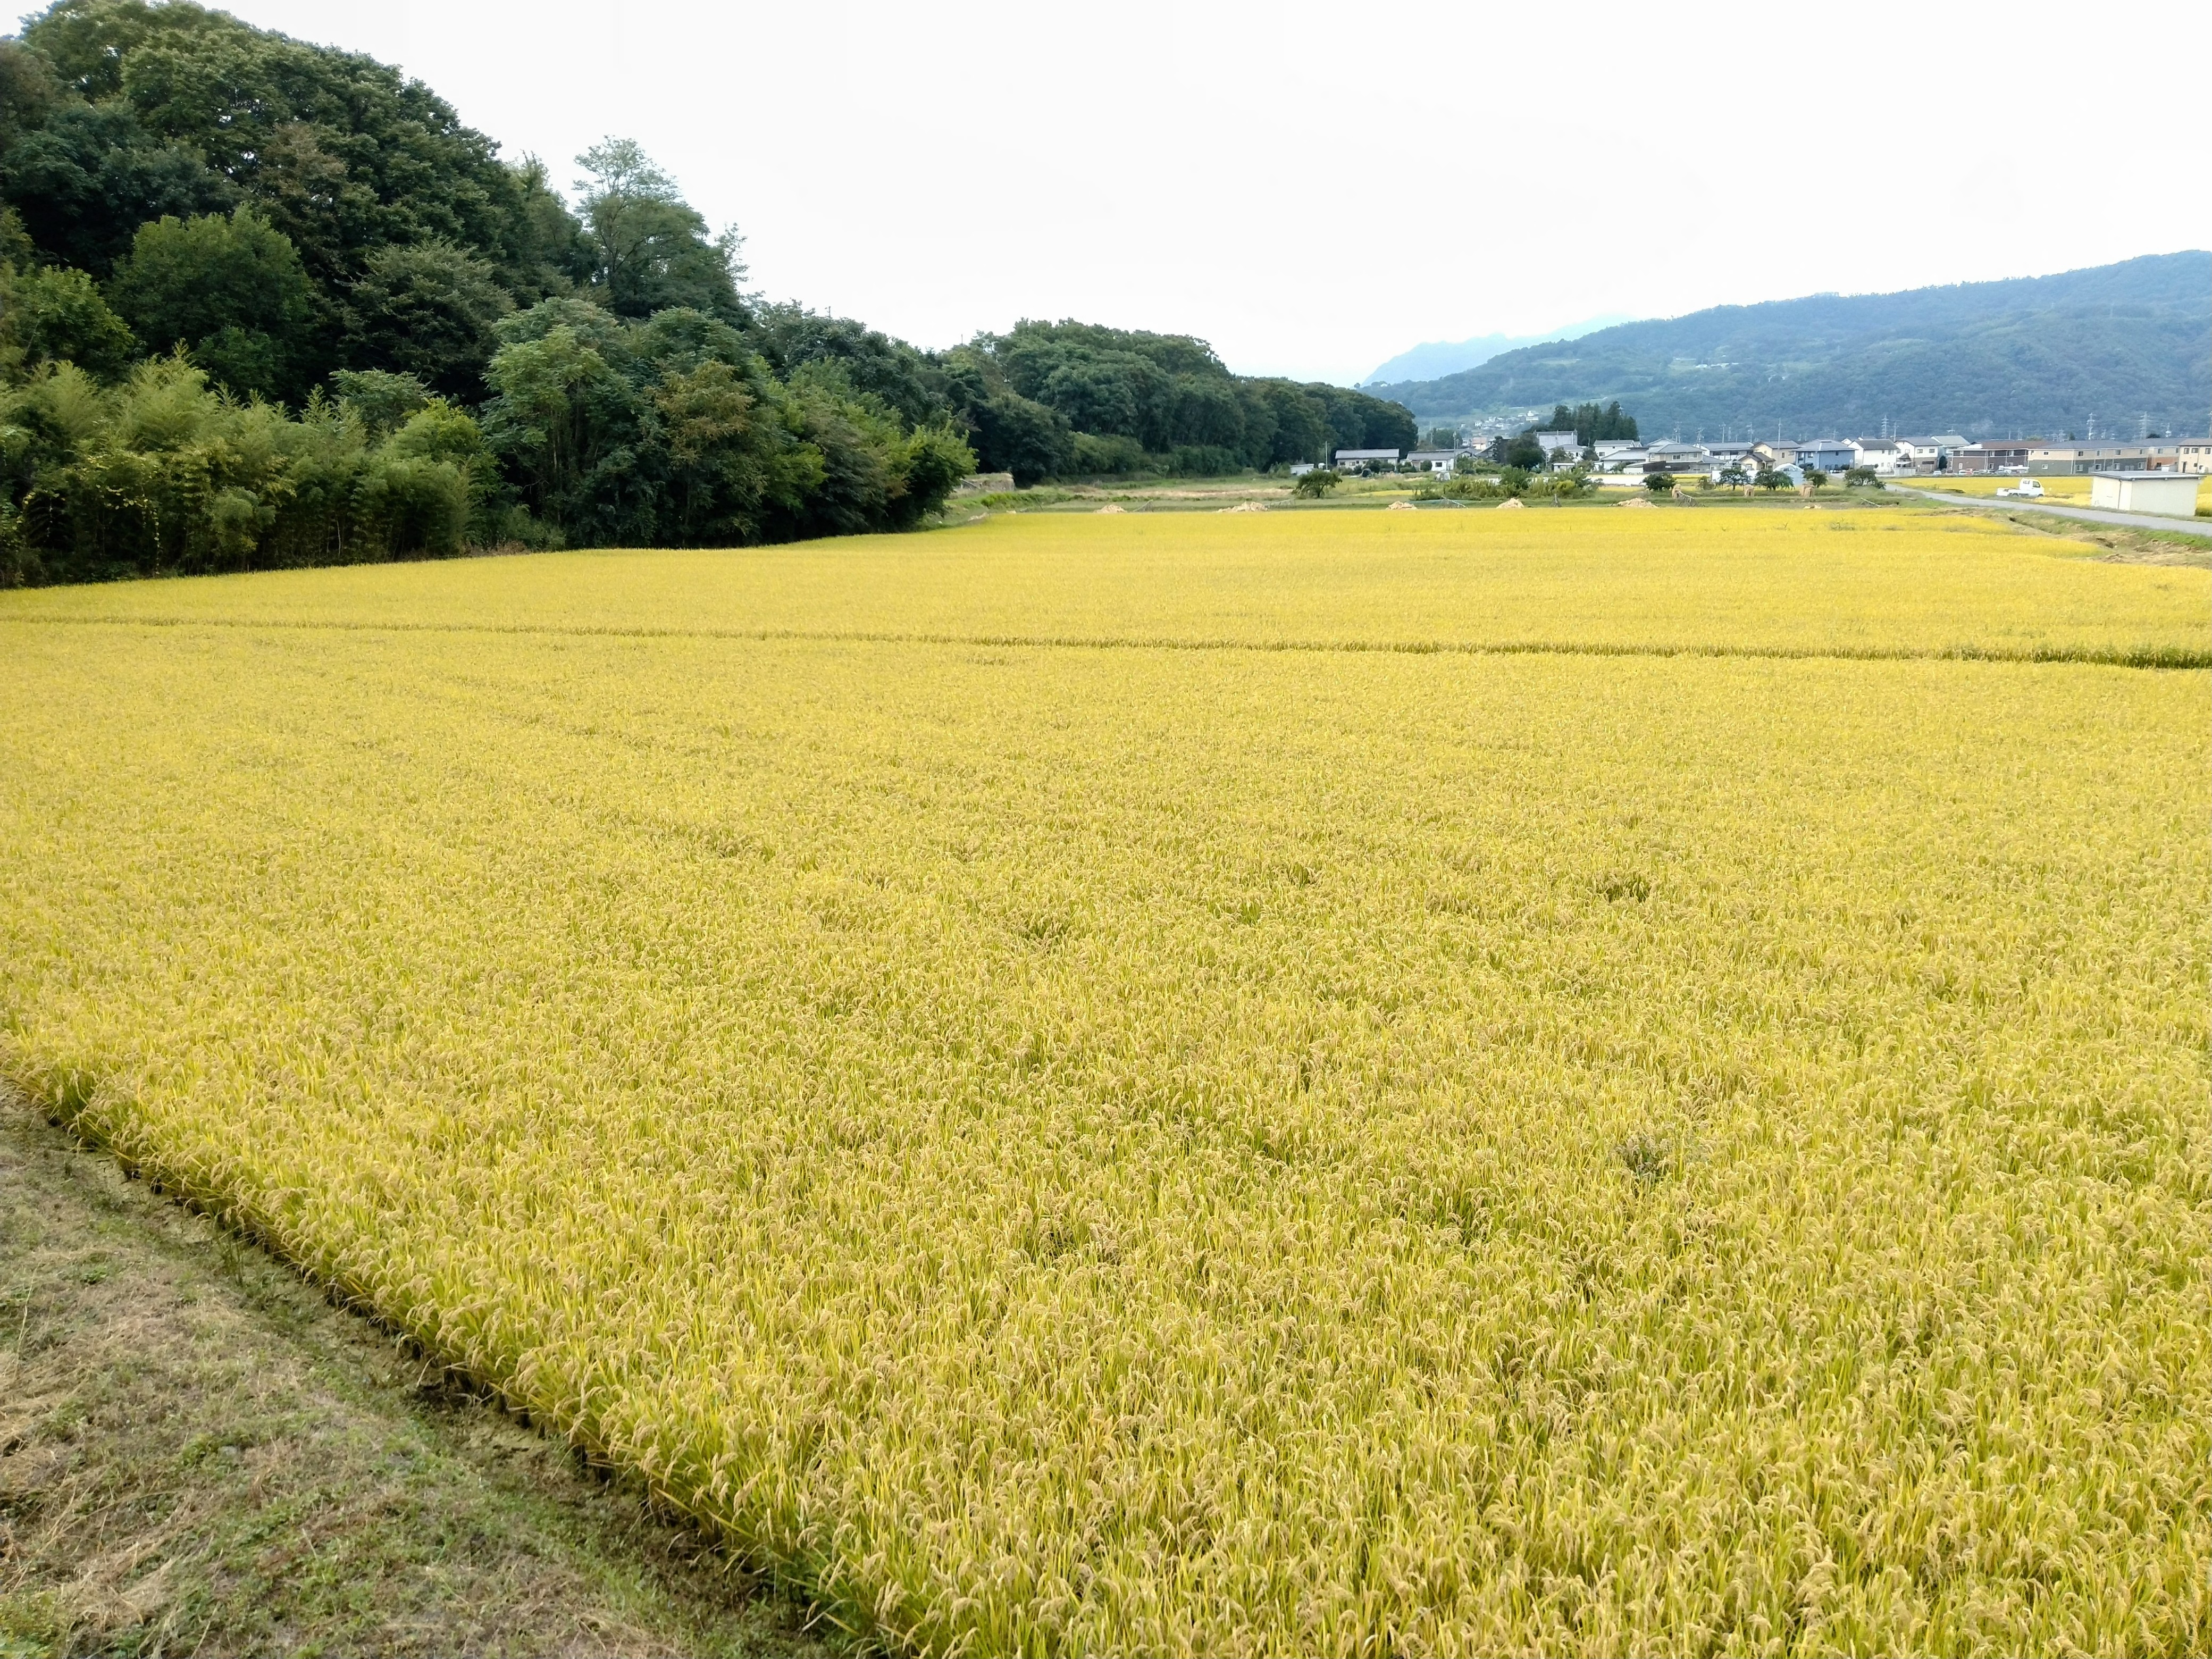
[1,510,2203,1654]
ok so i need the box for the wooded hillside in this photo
[0,0,1403,584]
[1372,255,2211,438]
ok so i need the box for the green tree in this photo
[479,304,656,543]
[1755,467,1790,492]
[1068,432,1145,474]
[17,0,571,292]
[331,367,430,435]
[1248,380,1330,467]
[476,297,974,549]
[1803,468,1829,491]
[1291,468,1339,497]
[1552,400,1637,443]
[984,319,1410,471]
[0,260,138,378]
[502,155,595,303]
[0,99,237,278]
[751,301,953,430]
[573,138,744,322]
[650,356,795,544]
[971,393,1075,485]
[1034,356,1149,440]
[892,422,977,525]
[343,240,514,398]
[107,207,313,398]
[931,344,1073,485]
[1643,470,1675,494]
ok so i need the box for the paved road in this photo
[1894,484,2211,539]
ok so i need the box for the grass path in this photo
[1,1095,835,1659]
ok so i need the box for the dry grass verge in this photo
[0,1097,835,1659]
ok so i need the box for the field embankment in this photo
[0,510,2205,1654]
[0,1097,831,1657]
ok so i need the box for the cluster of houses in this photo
[1329,434,2212,481]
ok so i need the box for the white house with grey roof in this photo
[1851,438,1909,475]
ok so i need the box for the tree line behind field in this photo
[0,0,1411,585]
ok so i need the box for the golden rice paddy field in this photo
[2,508,2206,1654]
[3,505,2205,663]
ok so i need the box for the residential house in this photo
[1334,448,1402,472]
[1750,439,1799,470]
[1643,440,1706,474]
[1702,441,1758,482]
[1851,438,1911,476]
[2027,442,2153,474]
[1795,439,1859,474]
[1532,430,1581,466]
[2177,440,2212,475]
[1893,435,1968,473]
[1405,450,1466,474]
[1951,440,2032,474]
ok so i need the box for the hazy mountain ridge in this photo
[1362,316,1633,386]
[1370,255,2211,437]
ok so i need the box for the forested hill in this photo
[1371,255,2211,437]
[0,0,1407,586]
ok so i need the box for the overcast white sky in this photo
[45,0,2212,383]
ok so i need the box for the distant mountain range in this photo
[1367,254,2211,439]
[1361,316,1634,386]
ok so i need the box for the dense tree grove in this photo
[0,0,1413,584]
[1549,401,1638,444]
[978,321,1415,482]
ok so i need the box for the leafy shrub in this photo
[1068,432,1146,475]
[1164,443,1244,477]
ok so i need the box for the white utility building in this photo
[2088,471,2199,516]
